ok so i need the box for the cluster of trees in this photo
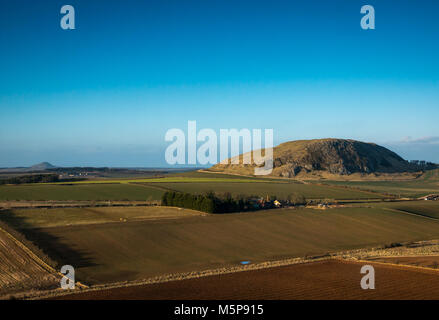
[0,174,60,185]
[162,191,262,214]
[409,160,437,169]
[287,193,307,206]
[162,191,215,213]
[162,191,309,214]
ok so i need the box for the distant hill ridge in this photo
[0,162,57,173]
[210,138,429,177]
[30,162,56,170]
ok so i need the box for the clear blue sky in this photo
[0,0,438,167]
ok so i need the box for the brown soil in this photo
[55,259,439,300]
[368,255,439,269]
[0,227,59,299]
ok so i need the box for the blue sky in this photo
[0,0,438,167]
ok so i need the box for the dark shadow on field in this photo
[0,210,97,269]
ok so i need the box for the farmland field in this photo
[368,256,439,269]
[0,177,386,201]
[0,183,164,201]
[0,206,204,229]
[57,259,439,300]
[147,181,385,200]
[45,177,265,184]
[322,169,439,198]
[0,226,59,298]
[371,201,439,220]
[4,204,439,285]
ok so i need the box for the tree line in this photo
[161,191,308,214]
[161,191,260,214]
[0,174,60,185]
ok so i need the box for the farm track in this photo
[366,255,439,269]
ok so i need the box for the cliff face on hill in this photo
[210,138,418,177]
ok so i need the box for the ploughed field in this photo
[0,225,59,298]
[3,203,439,286]
[57,259,439,300]
[369,255,439,269]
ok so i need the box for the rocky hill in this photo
[209,138,421,178]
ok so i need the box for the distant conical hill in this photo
[30,162,56,170]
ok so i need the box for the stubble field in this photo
[0,226,59,299]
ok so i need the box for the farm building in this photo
[421,194,439,201]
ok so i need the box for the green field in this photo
[151,181,384,200]
[167,170,284,181]
[322,169,439,198]
[3,203,439,285]
[0,206,202,229]
[0,183,164,201]
[41,177,266,184]
[0,176,386,201]
[2,168,437,202]
[371,201,439,220]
